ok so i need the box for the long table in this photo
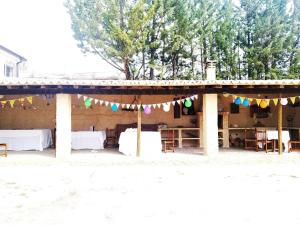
[0,129,52,151]
[118,129,162,156]
[71,131,106,150]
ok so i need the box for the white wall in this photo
[0,49,26,78]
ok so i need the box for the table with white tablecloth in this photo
[71,131,106,150]
[257,130,290,152]
[0,129,53,151]
[118,129,162,157]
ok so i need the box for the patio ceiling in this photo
[0,78,300,95]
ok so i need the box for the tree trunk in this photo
[124,58,131,80]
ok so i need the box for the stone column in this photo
[202,61,219,156]
[56,94,72,159]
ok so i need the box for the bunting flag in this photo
[273,98,278,106]
[222,92,300,108]
[290,96,296,104]
[27,96,33,104]
[76,94,198,112]
[256,99,262,106]
[9,100,15,108]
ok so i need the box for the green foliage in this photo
[65,0,300,80]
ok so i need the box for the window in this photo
[4,65,13,77]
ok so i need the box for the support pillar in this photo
[203,94,219,156]
[136,96,141,157]
[56,94,72,159]
[202,60,219,156]
[278,103,283,154]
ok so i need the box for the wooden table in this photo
[159,128,201,148]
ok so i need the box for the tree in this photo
[66,0,300,80]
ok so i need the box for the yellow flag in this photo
[290,96,296,104]
[273,98,278,106]
[1,101,7,106]
[256,99,261,106]
[19,98,24,102]
[265,99,270,106]
[248,98,253,102]
[27,96,33,104]
[9,100,15,108]
[240,97,245,102]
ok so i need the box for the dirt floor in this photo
[1,148,300,225]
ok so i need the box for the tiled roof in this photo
[0,78,299,87]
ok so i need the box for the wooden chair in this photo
[288,141,300,152]
[244,129,273,152]
[0,143,7,157]
[244,129,257,150]
[256,129,274,153]
[105,128,117,148]
[162,130,176,153]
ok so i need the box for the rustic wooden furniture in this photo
[256,129,274,153]
[0,143,7,157]
[244,128,273,152]
[288,140,300,152]
[162,130,176,153]
[105,128,117,148]
[244,128,257,150]
[159,127,201,148]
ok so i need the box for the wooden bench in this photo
[0,143,7,157]
[288,141,300,152]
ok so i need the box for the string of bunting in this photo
[77,94,198,114]
[0,96,33,108]
[223,93,298,108]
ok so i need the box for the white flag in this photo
[105,101,109,106]
[83,96,87,101]
[94,99,99,104]
[77,94,82,99]
[171,101,176,106]
[194,95,198,99]
[152,104,157,109]
[176,100,181,104]
[157,104,161,108]
[126,104,131,109]
[99,100,103,105]
[190,96,195,100]
[121,104,125,108]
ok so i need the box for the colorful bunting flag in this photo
[290,96,296,104]
[273,98,278,106]
[9,100,15,108]
[27,97,33,104]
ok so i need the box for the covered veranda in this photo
[1,66,300,158]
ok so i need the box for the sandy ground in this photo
[1,148,300,225]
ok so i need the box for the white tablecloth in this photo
[266,130,290,152]
[71,131,106,150]
[118,129,162,157]
[0,129,52,151]
[257,130,290,152]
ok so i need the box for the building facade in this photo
[0,45,27,78]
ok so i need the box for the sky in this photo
[0,0,118,76]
